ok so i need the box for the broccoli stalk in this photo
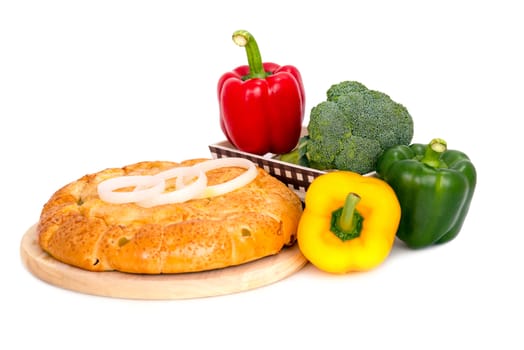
[278,136,310,167]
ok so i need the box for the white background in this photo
[2,1,523,349]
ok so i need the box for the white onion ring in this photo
[97,175,165,204]
[136,166,207,208]
[96,158,258,206]
[192,157,258,198]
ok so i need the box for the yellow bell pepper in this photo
[297,171,401,274]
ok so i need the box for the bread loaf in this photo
[37,159,303,274]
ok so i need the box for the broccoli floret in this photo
[332,136,382,174]
[305,101,352,169]
[279,80,414,174]
[326,80,369,101]
[328,81,414,150]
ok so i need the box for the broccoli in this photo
[279,81,414,174]
[329,82,414,150]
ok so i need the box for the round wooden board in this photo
[20,224,308,300]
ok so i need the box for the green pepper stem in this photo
[421,138,447,168]
[338,193,361,232]
[232,30,267,79]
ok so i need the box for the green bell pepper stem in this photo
[421,138,447,168]
[232,30,268,79]
[330,192,363,241]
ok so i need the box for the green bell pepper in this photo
[376,138,476,249]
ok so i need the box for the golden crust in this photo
[37,159,303,274]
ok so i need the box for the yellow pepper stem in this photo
[330,192,363,241]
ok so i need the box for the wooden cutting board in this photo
[20,224,308,300]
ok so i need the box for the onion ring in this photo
[136,166,207,208]
[192,157,258,198]
[96,158,258,206]
[97,175,165,204]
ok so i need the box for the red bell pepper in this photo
[217,30,305,155]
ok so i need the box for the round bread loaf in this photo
[37,159,303,274]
